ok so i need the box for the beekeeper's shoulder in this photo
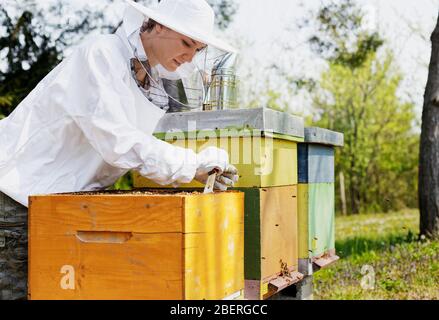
[77,34,127,73]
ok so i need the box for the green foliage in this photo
[313,52,419,213]
[307,0,384,69]
[208,0,238,30]
[305,0,419,213]
[108,172,133,191]
[0,0,237,119]
[0,0,113,118]
[0,7,61,117]
[314,210,439,300]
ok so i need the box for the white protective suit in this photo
[0,7,201,207]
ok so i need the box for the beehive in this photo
[133,108,304,188]
[28,190,244,300]
[130,108,306,300]
[297,127,344,274]
[233,186,303,300]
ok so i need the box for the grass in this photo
[313,210,439,300]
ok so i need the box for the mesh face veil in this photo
[130,38,230,111]
[133,48,206,110]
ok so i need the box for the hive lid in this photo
[153,107,304,139]
[304,127,344,147]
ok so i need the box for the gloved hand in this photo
[217,164,239,190]
[194,147,239,190]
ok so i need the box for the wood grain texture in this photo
[28,192,244,300]
[133,136,298,188]
[29,232,184,300]
[234,187,298,281]
[183,192,244,300]
[184,192,244,234]
[297,184,310,259]
[184,232,243,300]
[29,195,185,234]
[260,186,298,279]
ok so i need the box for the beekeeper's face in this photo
[148,24,207,71]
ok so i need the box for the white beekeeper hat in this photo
[125,0,237,53]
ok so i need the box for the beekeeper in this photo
[0,0,239,300]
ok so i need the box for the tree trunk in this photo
[419,12,439,239]
[339,171,347,215]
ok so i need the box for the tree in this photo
[0,0,114,118]
[306,0,383,69]
[307,0,419,214]
[313,52,418,214]
[0,0,238,118]
[419,13,439,239]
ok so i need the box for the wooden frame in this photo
[28,190,244,300]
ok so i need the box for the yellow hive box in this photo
[28,190,244,300]
[133,132,300,188]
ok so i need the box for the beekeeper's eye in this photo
[182,40,191,48]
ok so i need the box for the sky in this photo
[222,0,438,117]
[2,0,438,119]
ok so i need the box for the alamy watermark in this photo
[360,264,375,290]
[161,120,275,175]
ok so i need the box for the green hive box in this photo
[297,127,344,275]
[132,108,304,188]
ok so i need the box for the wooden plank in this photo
[29,191,245,300]
[183,191,244,299]
[260,186,298,280]
[307,145,334,183]
[308,183,335,257]
[244,268,304,300]
[29,232,183,300]
[133,137,298,188]
[260,138,297,187]
[184,191,244,234]
[313,250,340,269]
[298,144,335,183]
[28,195,185,234]
[298,144,309,183]
[184,232,244,300]
[234,188,261,280]
[264,271,304,299]
[297,184,309,259]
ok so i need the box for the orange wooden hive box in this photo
[28,190,244,300]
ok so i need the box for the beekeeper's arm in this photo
[50,38,231,186]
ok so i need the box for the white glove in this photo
[194,147,239,190]
[214,164,239,191]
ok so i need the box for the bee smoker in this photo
[203,52,238,111]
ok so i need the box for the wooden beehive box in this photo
[233,186,303,300]
[28,190,244,300]
[297,127,344,274]
[132,108,304,188]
